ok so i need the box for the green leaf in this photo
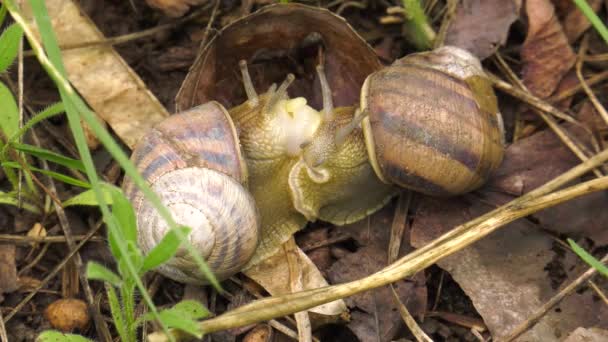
[140,309,203,338]
[141,226,192,273]
[0,4,7,27]
[568,238,608,277]
[63,184,116,207]
[171,300,210,320]
[105,284,129,341]
[86,261,122,286]
[0,81,19,139]
[36,330,93,342]
[2,161,90,188]
[0,23,23,72]
[12,143,86,172]
[111,188,137,245]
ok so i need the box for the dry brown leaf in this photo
[487,125,608,245]
[244,243,348,321]
[326,207,427,342]
[22,0,169,149]
[410,197,608,341]
[242,324,273,342]
[445,0,521,59]
[0,244,18,296]
[146,0,207,17]
[552,0,603,43]
[562,327,608,342]
[521,0,576,98]
[410,126,608,340]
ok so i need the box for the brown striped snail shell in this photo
[360,46,505,196]
[122,102,260,284]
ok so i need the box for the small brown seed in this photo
[44,298,90,332]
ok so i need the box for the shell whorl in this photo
[361,46,505,196]
[123,102,260,284]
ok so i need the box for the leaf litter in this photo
[1,0,608,341]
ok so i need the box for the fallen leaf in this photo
[0,244,18,295]
[521,0,576,98]
[244,243,348,322]
[552,0,603,43]
[22,0,170,149]
[410,126,608,340]
[486,125,608,245]
[445,0,521,59]
[146,0,207,17]
[562,327,608,342]
[326,206,427,342]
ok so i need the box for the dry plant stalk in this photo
[149,148,608,342]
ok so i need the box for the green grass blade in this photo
[0,190,39,213]
[12,143,86,172]
[2,161,90,188]
[8,102,65,145]
[573,0,608,44]
[568,238,608,277]
[0,4,7,26]
[12,0,220,291]
[15,2,179,340]
[0,23,23,72]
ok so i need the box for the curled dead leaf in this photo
[176,3,380,111]
[521,0,576,98]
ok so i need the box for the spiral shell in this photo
[123,102,260,284]
[361,46,505,196]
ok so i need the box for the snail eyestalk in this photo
[239,60,259,107]
[264,74,295,115]
[316,64,334,121]
[335,108,368,148]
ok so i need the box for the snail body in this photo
[359,46,505,196]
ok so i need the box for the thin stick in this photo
[498,253,608,342]
[588,280,608,306]
[489,74,602,177]
[388,191,412,263]
[149,148,608,341]
[548,69,608,102]
[30,128,112,341]
[0,234,104,244]
[391,285,432,342]
[0,308,7,342]
[3,221,104,323]
[492,55,600,161]
[575,37,608,126]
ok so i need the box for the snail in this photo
[122,60,393,283]
[121,101,261,284]
[304,45,505,197]
[123,45,504,284]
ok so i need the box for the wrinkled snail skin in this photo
[122,102,260,284]
[360,46,505,196]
